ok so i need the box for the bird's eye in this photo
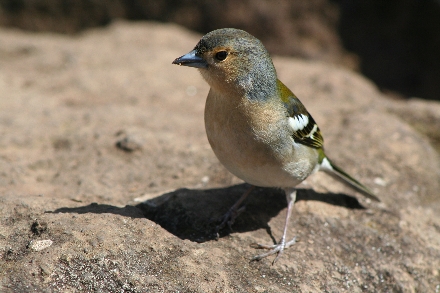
[215,51,228,61]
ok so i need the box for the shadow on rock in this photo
[49,183,365,243]
[47,203,147,218]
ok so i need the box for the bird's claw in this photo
[250,237,297,264]
[215,205,246,239]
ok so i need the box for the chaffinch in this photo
[173,28,379,263]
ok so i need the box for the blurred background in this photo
[1,0,439,101]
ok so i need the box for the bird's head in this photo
[173,28,277,100]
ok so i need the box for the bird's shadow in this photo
[48,184,365,243]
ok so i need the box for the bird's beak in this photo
[172,50,208,68]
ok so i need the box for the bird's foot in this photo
[215,205,246,239]
[250,237,297,264]
[214,186,255,238]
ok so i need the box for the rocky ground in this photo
[0,21,439,292]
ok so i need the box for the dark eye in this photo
[215,51,228,61]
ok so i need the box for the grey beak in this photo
[172,50,208,68]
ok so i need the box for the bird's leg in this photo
[215,185,255,238]
[251,188,297,264]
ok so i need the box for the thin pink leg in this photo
[251,188,297,264]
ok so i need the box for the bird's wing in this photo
[277,79,324,149]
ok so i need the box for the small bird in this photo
[172,28,379,263]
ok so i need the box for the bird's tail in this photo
[319,157,380,202]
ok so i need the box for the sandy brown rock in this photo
[0,21,439,292]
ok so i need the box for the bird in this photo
[172,28,379,263]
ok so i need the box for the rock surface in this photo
[0,21,439,292]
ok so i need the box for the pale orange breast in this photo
[204,89,317,187]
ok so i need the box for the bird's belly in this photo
[214,146,305,188]
[206,130,307,187]
[204,94,315,188]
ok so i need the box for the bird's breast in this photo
[204,89,314,187]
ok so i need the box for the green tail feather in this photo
[320,157,380,202]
